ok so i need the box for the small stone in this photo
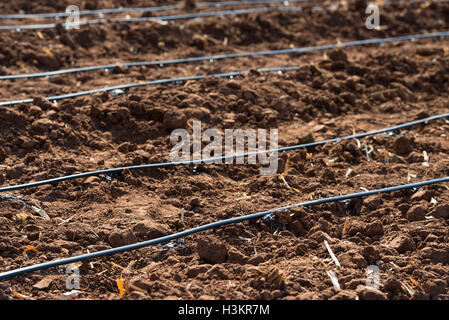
[391,136,413,155]
[29,105,43,116]
[117,142,132,153]
[247,254,266,266]
[386,235,416,254]
[163,110,187,129]
[338,250,367,269]
[365,221,384,237]
[287,220,306,236]
[33,276,54,290]
[108,229,138,248]
[361,246,380,264]
[191,34,208,50]
[186,265,210,278]
[197,236,228,264]
[421,246,449,264]
[205,265,229,280]
[356,285,388,300]
[327,49,348,62]
[227,247,248,264]
[32,96,53,110]
[130,279,152,292]
[410,190,433,202]
[5,165,24,179]
[432,204,449,219]
[84,176,101,185]
[183,107,211,120]
[128,291,148,300]
[423,279,446,298]
[406,205,426,221]
[132,221,171,240]
[308,230,336,243]
[383,276,402,294]
[297,133,314,144]
[393,83,417,102]
[190,197,201,207]
[364,196,382,211]
[329,290,358,300]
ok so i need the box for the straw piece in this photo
[324,240,341,268]
[326,270,341,291]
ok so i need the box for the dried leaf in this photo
[324,240,341,268]
[41,48,54,57]
[326,270,341,291]
[110,262,127,271]
[279,175,301,194]
[116,278,126,298]
[31,205,50,220]
[16,213,28,225]
[322,158,335,167]
[401,282,415,296]
[409,277,425,292]
[12,291,31,300]
[23,245,38,254]
[127,260,136,270]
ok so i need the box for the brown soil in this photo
[0,0,449,300]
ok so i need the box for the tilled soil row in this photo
[0,0,448,76]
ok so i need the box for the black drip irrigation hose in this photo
[2,31,449,80]
[0,0,314,19]
[0,176,448,280]
[1,112,448,193]
[0,67,297,105]
[0,66,299,106]
[0,6,305,30]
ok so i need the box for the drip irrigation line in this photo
[0,0,314,19]
[0,66,299,106]
[0,6,305,30]
[0,112,448,193]
[2,31,449,80]
[0,176,448,280]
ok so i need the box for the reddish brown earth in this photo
[0,0,449,300]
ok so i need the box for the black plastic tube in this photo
[0,0,313,19]
[0,112,447,193]
[0,176,448,280]
[0,66,299,106]
[0,6,304,30]
[2,31,449,80]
